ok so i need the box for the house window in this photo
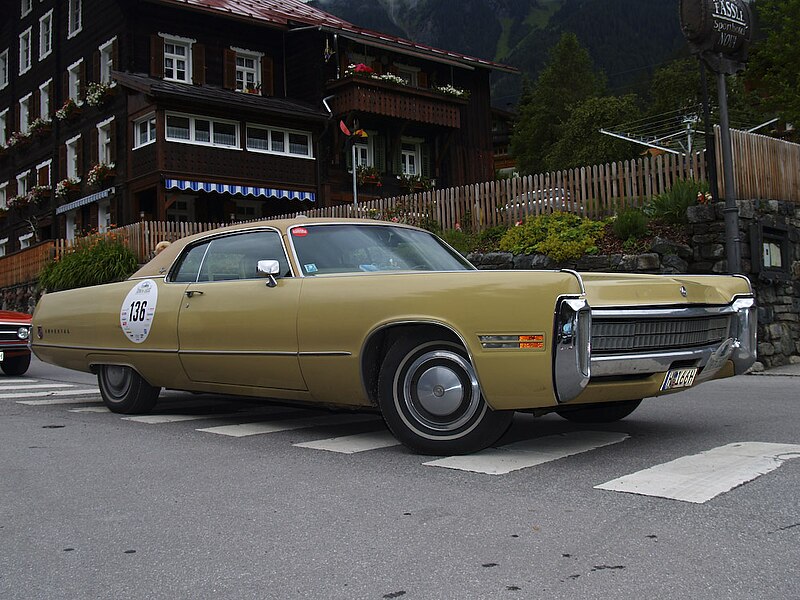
[233,48,262,93]
[21,0,33,18]
[161,35,192,83]
[19,94,32,134]
[0,238,7,258]
[99,37,116,83]
[65,213,77,241]
[0,109,7,145]
[0,50,8,89]
[67,59,83,101]
[68,0,82,38]
[245,125,313,158]
[98,200,111,233]
[39,11,53,60]
[19,232,34,250]
[16,171,31,198]
[134,113,156,148]
[97,117,114,163]
[0,183,7,210]
[19,28,32,75]
[65,135,81,179]
[165,113,239,149]
[36,160,51,187]
[39,80,51,119]
[401,141,421,176]
[395,65,420,87]
[353,139,372,167]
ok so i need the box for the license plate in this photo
[661,367,698,391]
[0,351,4,362]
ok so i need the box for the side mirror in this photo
[257,259,281,288]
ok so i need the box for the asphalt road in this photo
[1,358,798,599]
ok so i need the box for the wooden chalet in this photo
[0,0,516,251]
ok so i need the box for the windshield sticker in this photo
[304,264,318,274]
[120,279,158,344]
[293,227,309,237]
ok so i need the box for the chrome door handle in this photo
[185,290,204,298]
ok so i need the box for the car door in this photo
[174,229,305,391]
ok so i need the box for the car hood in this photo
[579,272,752,307]
[0,310,32,324]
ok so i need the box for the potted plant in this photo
[86,162,115,188]
[6,131,32,150]
[56,98,81,121]
[356,165,382,187]
[86,82,115,107]
[7,195,31,211]
[55,177,81,199]
[244,82,262,94]
[29,117,53,138]
[29,185,52,206]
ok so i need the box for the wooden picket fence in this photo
[2,128,797,288]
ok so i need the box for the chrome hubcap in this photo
[401,349,482,432]
[104,366,132,398]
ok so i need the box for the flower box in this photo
[86,82,115,107]
[86,162,115,188]
[56,98,82,121]
[56,177,82,199]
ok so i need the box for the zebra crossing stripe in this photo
[595,442,800,504]
[0,383,76,390]
[424,431,630,475]
[69,407,110,413]
[123,412,249,424]
[15,390,103,404]
[0,378,40,384]
[293,430,401,454]
[197,414,377,437]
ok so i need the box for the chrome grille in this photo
[0,328,25,343]
[592,316,731,353]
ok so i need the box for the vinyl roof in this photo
[147,0,518,73]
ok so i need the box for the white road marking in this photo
[15,390,102,404]
[0,378,40,384]
[197,414,377,437]
[424,431,630,475]
[123,412,247,424]
[0,383,76,390]
[68,407,110,413]
[293,430,400,454]
[595,442,800,504]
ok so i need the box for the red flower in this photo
[354,63,374,74]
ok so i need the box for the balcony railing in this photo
[326,76,467,128]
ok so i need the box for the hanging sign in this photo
[680,0,752,59]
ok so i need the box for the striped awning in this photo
[56,187,115,215]
[165,179,315,201]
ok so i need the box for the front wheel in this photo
[555,399,642,423]
[377,336,513,455]
[1,353,31,376]
[98,365,160,414]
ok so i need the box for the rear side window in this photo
[170,230,290,283]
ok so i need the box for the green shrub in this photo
[498,211,606,262]
[613,207,649,241]
[645,179,709,225]
[39,238,139,292]
[441,224,509,254]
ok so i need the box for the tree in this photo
[544,95,642,170]
[510,33,603,175]
[647,58,702,118]
[746,0,800,125]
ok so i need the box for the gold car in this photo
[31,218,757,455]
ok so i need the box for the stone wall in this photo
[469,199,800,369]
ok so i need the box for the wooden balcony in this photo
[326,76,467,128]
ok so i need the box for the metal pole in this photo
[699,61,719,202]
[716,70,742,273]
[351,143,358,211]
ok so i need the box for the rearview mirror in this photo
[257,260,281,288]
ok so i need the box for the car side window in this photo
[172,230,290,283]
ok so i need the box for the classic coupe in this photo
[0,310,32,375]
[31,218,757,454]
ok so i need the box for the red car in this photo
[0,310,32,376]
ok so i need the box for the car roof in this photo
[130,217,424,279]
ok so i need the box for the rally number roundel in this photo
[120,279,158,343]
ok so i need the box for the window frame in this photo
[19,27,32,75]
[133,113,157,149]
[65,134,81,179]
[400,138,423,176]
[19,232,34,250]
[165,112,240,150]
[0,109,7,145]
[98,37,116,84]
[96,116,115,164]
[0,50,8,90]
[0,182,7,211]
[232,47,263,94]
[68,0,82,39]
[160,34,194,83]
[38,79,51,119]
[21,0,33,18]
[16,170,31,198]
[245,124,314,159]
[39,10,53,60]
[19,94,32,134]
[67,58,83,102]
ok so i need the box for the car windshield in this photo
[290,224,474,276]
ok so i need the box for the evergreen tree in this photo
[510,33,603,175]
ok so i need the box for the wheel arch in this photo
[360,321,468,407]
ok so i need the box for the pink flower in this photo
[354,63,374,73]
[455,222,461,231]
[515,220,523,227]
[391,217,399,222]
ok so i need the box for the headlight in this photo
[17,327,30,340]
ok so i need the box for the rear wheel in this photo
[377,335,513,455]
[555,399,642,423]
[1,353,31,376]
[98,365,160,414]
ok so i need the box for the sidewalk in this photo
[747,358,800,377]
